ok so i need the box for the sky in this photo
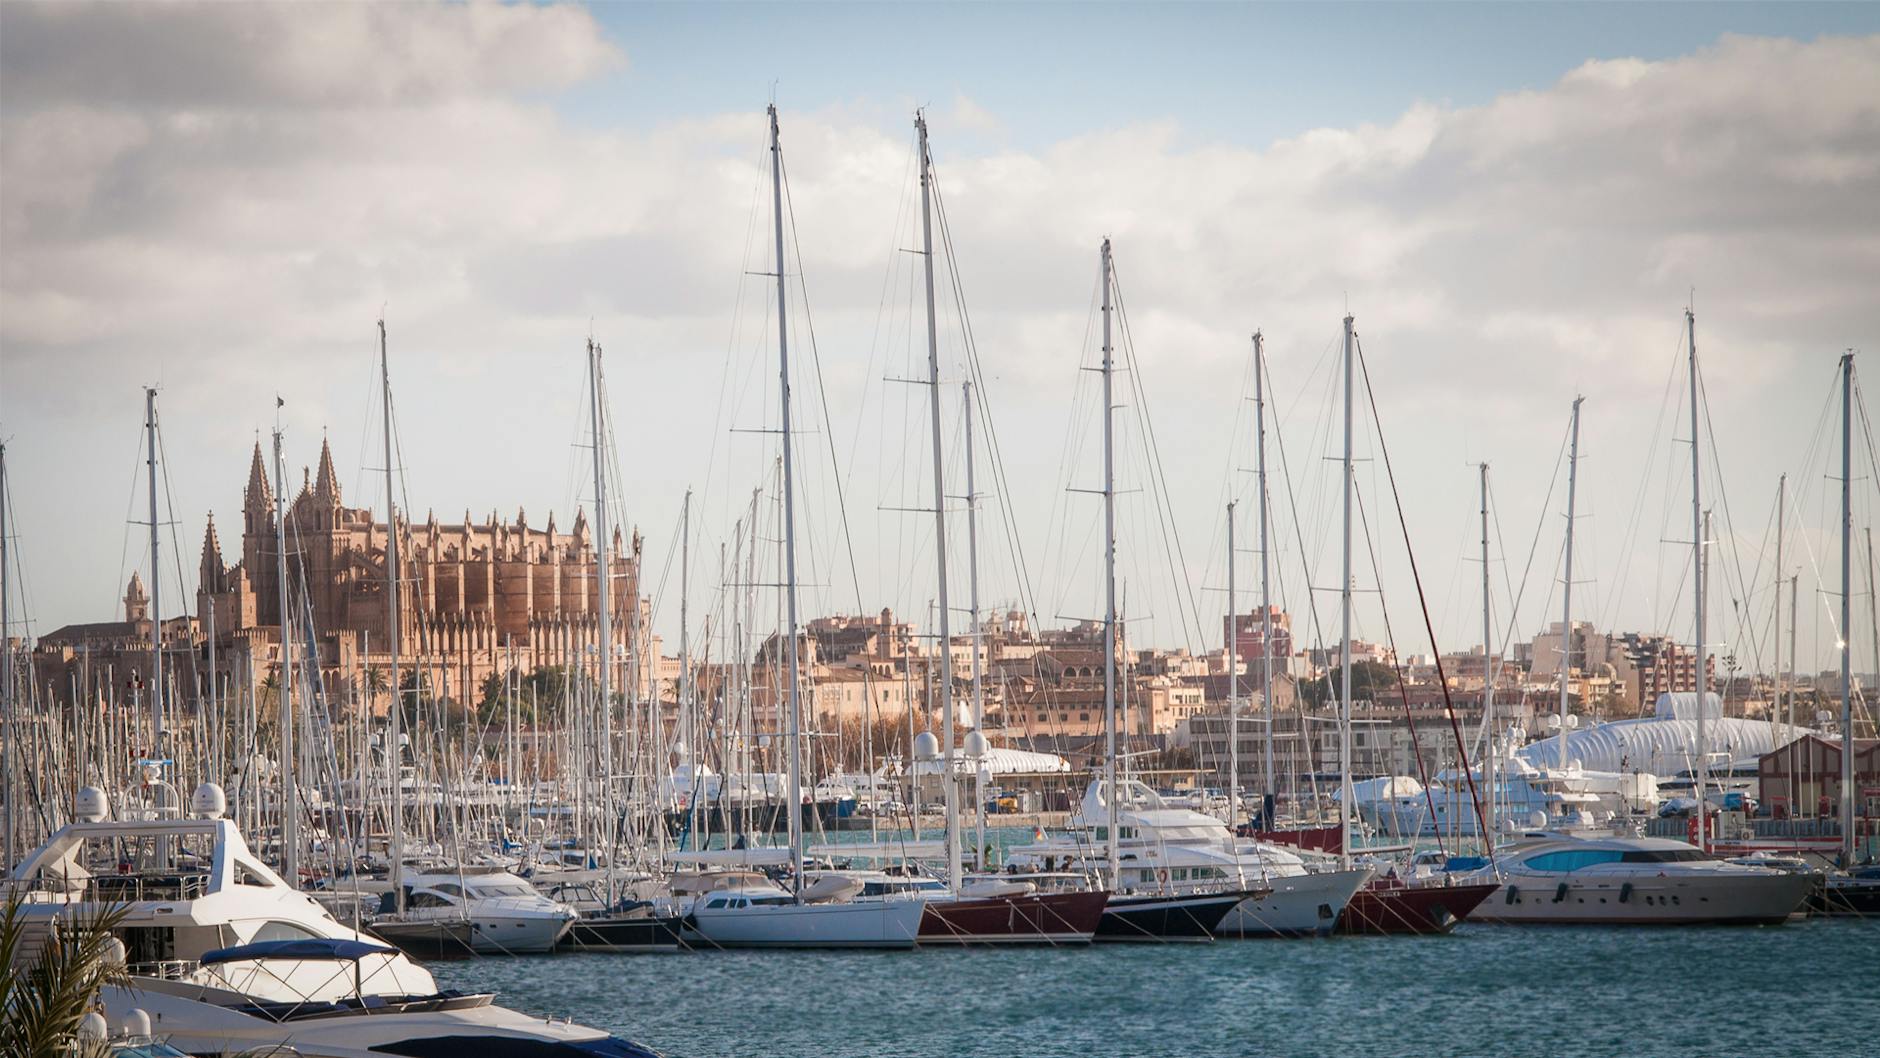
[3,1,1879,682]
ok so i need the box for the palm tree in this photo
[2,894,130,1058]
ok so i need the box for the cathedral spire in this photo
[199,512,227,593]
[313,435,341,505]
[243,439,273,531]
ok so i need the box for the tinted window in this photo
[1525,849,1626,872]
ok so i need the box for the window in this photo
[1524,849,1625,872]
[1620,849,1713,864]
[250,920,321,943]
[435,883,463,897]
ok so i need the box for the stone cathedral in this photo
[194,438,651,711]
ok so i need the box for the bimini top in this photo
[201,938,398,965]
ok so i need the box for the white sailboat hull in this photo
[685,898,924,948]
[1215,867,1372,937]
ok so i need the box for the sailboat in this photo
[678,104,926,950]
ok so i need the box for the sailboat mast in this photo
[1688,309,1708,850]
[964,381,987,870]
[1338,314,1354,870]
[768,104,808,896]
[272,426,298,886]
[682,488,697,845]
[379,319,405,913]
[1840,351,1855,867]
[1226,501,1238,827]
[589,339,615,901]
[1480,462,1495,839]
[1774,475,1784,750]
[145,388,164,757]
[1,441,12,866]
[1100,240,1120,883]
[915,114,963,895]
[1559,397,1583,774]
[1255,331,1275,817]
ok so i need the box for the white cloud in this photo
[1,6,1876,670]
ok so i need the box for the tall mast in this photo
[964,381,987,869]
[1480,462,1495,839]
[145,388,164,757]
[915,113,962,895]
[1559,397,1583,775]
[681,487,697,844]
[272,426,297,886]
[1,441,12,865]
[1688,309,1708,850]
[1255,331,1275,819]
[1102,240,1120,883]
[1840,352,1855,866]
[1774,476,1785,750]
[768,104,807,896]
[379,319,405,913]
[1338,314,1354,870]
[589,338,615,901]
[1226,500,1238,827]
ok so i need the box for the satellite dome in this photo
[191,782,227,820]
[913,731,940,761]
[75,786,109,822]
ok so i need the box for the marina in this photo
[4,4,1879,1058]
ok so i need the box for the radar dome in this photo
[78,1014,107,1042]
[121,1009,151,1038]
[963,730,989,759]
[191,782,227,820]
[75,786,109,822]
[913,731,940,761]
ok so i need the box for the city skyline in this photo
[3,3,1878,677]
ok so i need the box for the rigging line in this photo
[1262,340,1340,808]
[116,414,146,619]
[1695,354,1768,678]
[1108,255,1204,653]
[777,139,897,784]
[701,128,774,552]
[150,406,192,630]
[1353,333,1490,848]
[1598,321,1690,633]
[1351,473,1449,858]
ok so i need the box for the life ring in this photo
[1156,868,1169,885]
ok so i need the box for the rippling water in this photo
[430,917,1877,1058]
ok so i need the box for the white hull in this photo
[1216,868,1371,937]
[686,898,925,948]
[463,910,572,953]
[1471,870,1812,925]
[99,981,643,1058]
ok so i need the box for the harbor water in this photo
[430,916,1878,1058]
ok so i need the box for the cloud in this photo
[1,6,1876,668]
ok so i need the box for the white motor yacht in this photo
[1462,832,1814,925]
[1006,780,1371,936]
[672,866,926,948]
[372,867,576,955]
[4,784,659,1058]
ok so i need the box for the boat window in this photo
[409,892,452,908]
[233,860,273,888]
[250,920,321,943]
[1620,849,1713,864]
[1524,849,1626,872]
[706,897,728,909]
[435,883,463,897]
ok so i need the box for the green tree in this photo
[1300,660,1398,708]
[1,895,130,1058]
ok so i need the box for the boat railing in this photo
[128,958,200,981]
